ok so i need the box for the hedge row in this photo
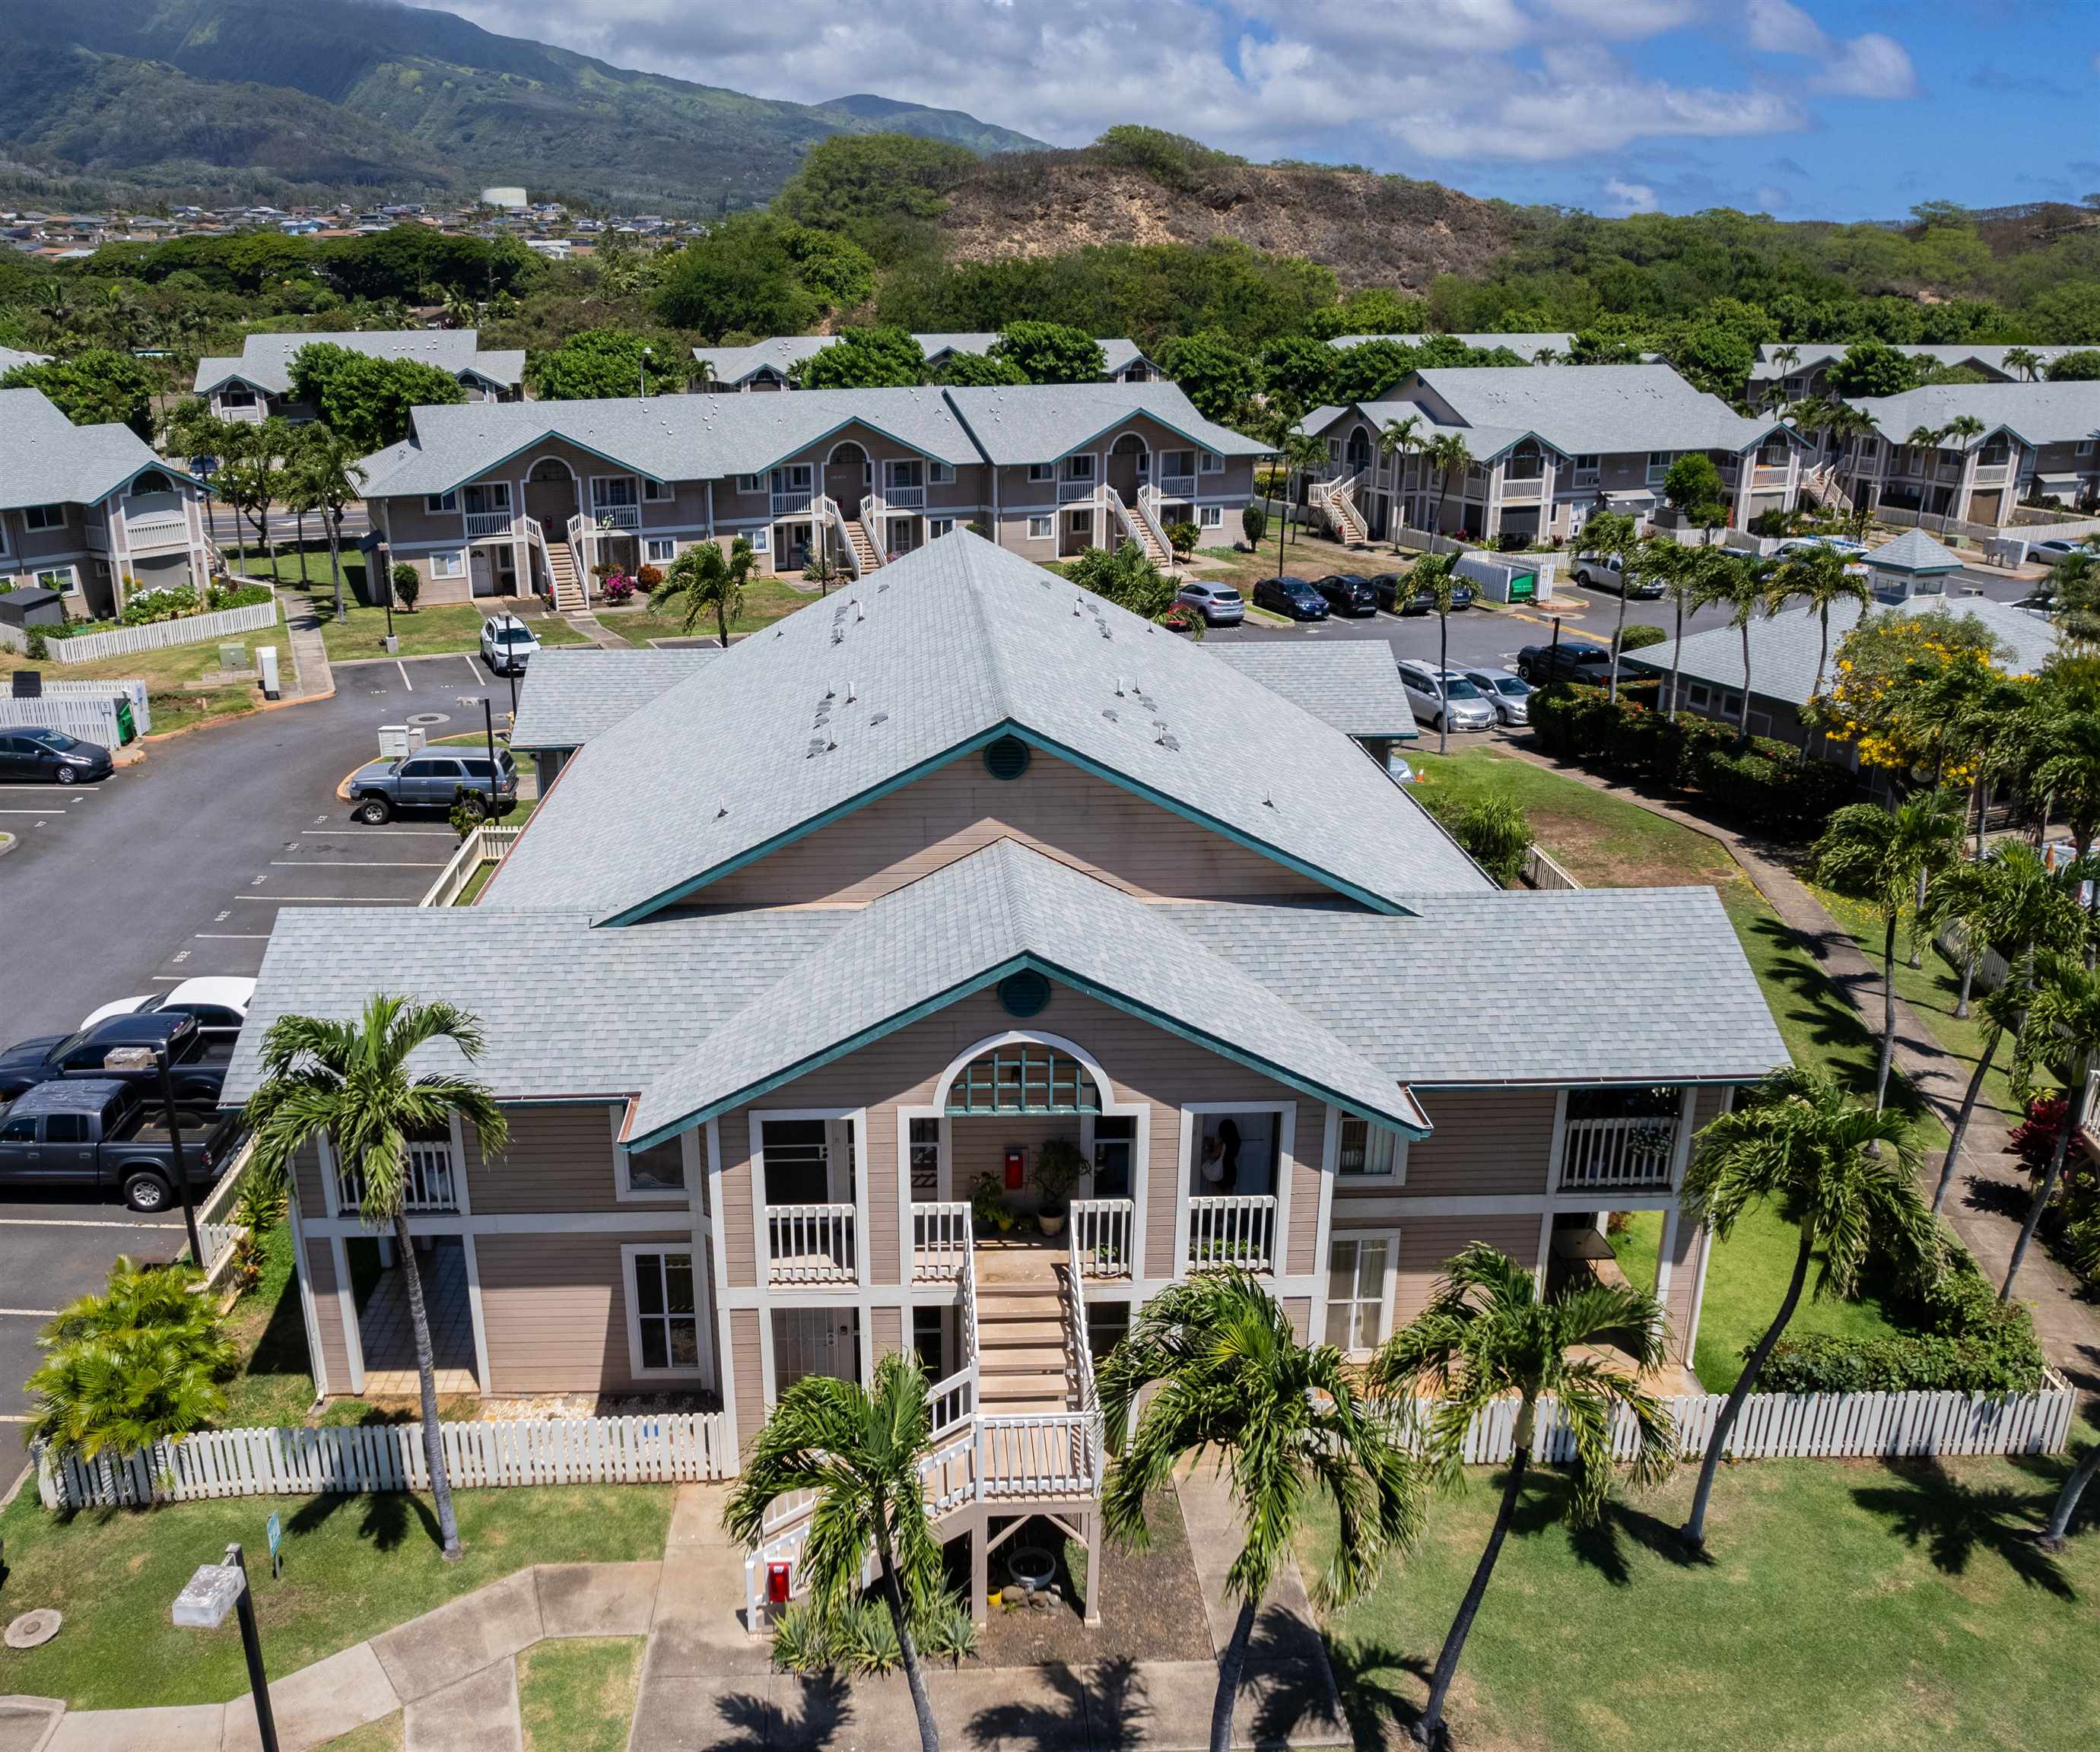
[1529,680,1857,838]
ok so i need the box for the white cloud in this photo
[1746,0,1825,56]
[1813,33,1917,98]
[1753,183,1787,211]
[1604,177,1659,213]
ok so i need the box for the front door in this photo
[1092,1115,1136,1199]
[523,464,577,534]
[774,1308,859,1394]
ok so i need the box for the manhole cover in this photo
[405,712,450,727]
[5,1608,60,1649]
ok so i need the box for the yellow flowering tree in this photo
[1806,608,2015,794]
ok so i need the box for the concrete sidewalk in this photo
[1503,743,2100,1400]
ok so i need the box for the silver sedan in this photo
[1459,666,1534,727]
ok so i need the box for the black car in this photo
[1311,574,1379,617]
[1251,576,1330,622]
[1517,643,1622,687]
[0,1011,224,1107]
[1398,578,1479,616]
[0,727,113,783]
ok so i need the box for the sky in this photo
[437,0,2100,221]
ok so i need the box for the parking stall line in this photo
[303,827,455,837]
[396,662,414,690]
[195,933,270,940]
[0,1308,60,1319]
[0,1217,176,1230]
[235,893,418,903]
[270,859,450,868]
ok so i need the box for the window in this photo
[399,757,463,778]
[929,462,955,485]
[929,518,955,538]
[909,1116,941,1195]
[887,459,924,490]
[770,465,812,493]
[1647,451,1672,472]
[593,476,638,509]
[425,491,458,514]
[747,526,770,554]
[644,537,675,563]
[641,478,669,501]
[44,1114,88,1144]
[913,1306,945,1376]
[737,474,762,493]
[1198,505,1222,528]
[1028,462,1054,483]
[1027,515,1053,541]
[218,384,256,408]
[1200,449,1224,474]
[22,503,65,531]
[462,481,510,516]
[2078,440,2095,459]
[627,1248,701,1373]
[1092,1114,1136,1199]
[0,1116,34,1145]
[1574,454,1599,472]
[1326,1235,1395,1357]
[945,1043,1098,1116]
[34,567,76,593]
[618,1135,686,1197]
[1336,1115,1404,1182]
[1066,455,1095,481]
[430,551,465,579]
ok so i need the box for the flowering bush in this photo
[119,583,200,626]
[2007,1094,2100,1287]
[205,582,272,612]
[637,564,663,588]
[599,570,638,605]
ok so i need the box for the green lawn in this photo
[517,1637,643,1752]
[0,1481,672,1711]
[1303,1452,2100,1752]
[320,1716,402,1750]
[0,601,282,736]
[593,574,813,647]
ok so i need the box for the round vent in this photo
[982,735,1032,781]
[999,971,1050,1018]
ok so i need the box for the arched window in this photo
[945,1041,1100,1116]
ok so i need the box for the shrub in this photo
[768,1592,976,1674]
[1241,505,1267,548]
[1619,624,1667,652]
[119,583,200,626]
[2008,1094,2100,1290]
[25,627,48,659]
[391,562,421,612]
[637,563,664,588]
[600,571,638,605]
[205,582,272,612]
[1450,795,1531,885]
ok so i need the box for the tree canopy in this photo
[1155,328,1260,422]
[990,320,1108,383]
[528,327,688,400]
[1,348,159,435]
[286,341,465,451]
[793,327,929,389]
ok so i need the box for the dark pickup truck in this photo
[0,1010,227,1108]
[1517,643,1623,687]
[0,1079,240,1212]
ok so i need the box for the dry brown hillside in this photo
[937,151,1514,290]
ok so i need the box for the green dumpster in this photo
[113,697,136,744]
[1508,570,1538,604]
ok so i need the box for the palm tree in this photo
[244,995,509,1561]
[1769,544,1873,703]
[1100,1273,1423,1752]
[1368,1245,1673,1749]
[1412,552,1467,756]
[2004,950,2100,1301]
[723,1354,949,1752]
[1378,413,1425,545]
[1677,1068,1935,1550]
[1576,511,1639,701]
[296,427,368,624]
[2041,1437,2100,1550]
[1641,538,1698,722]
[1421,433,1475,547]
[1280,431,1329,557]
[1686,551,1772,739]
[281,429,319,586]
[1811,792,1965,1109]
[2004,346,2043,383]
[650,537,753,648]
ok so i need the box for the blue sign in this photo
[266,1511,282,1578]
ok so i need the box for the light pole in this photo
[640,345,653,401]
[173,1544,278,1752]
[104,1043,199,1263]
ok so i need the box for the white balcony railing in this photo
[122,511,191,549]
[1187,1195,1276,1273]
[911,1201,971,1281]
[771,490,814,516]
[1156,473,1196,499]
[1070,1198,1136,1279]
[766,1202,857,1284]
[335,1138,458,1215]
[465,510,514,538]
[592,503,640,529]
[1056,478,1098,503]
[1558,1115,1678,1191]
[884,484,926,509]
[977,1414,1097,1497]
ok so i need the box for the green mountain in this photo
[0,0,1044,212]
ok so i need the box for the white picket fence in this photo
[16,676,154,734]
[184,1134,258,1287]
[0,594,275,664]
[419,823,525,906]
[1522,843,1581,892]
[1385,1370,2075,1466]
[37,1410,733,1510]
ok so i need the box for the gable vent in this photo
[982,735,1031,781]
[999,970,1051,1019]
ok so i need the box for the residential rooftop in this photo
[0,389,189,512]
[692,332,1154,386]
[192,329,526,398]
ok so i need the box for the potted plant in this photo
[971,1172,1015,1237]
[1031,1138,1087,1238]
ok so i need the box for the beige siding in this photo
[1358,1087,1558,1200]
[1285,1100,1323,1275]
[306,1238,351,1392]
[695,751,1337,909]
[731,1308,765,1458]
[1281,1296,1311,1344]
[717,1109,758,1288]
[1663,1213,1705,1363]
[469,1104,624,1214]
[1356,1213,1546,1328]
[870,1305,904,1362]
[475,1230,689,1393]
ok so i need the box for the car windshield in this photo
[1442,677,1482,699]
[27,731,81,753]
[1492,675,1530,696]
[1211,589,1241,603]
[1286,581,1318,594]
[494,626,532,643]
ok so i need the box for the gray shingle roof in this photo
[1866,528,1963,573]
[1846,380,2100,451]
[0,389,186,512]
[1750,343,2088,383]
[1330,333,1574,363]
[1206,643,1419,738]
[1407,364,1777,457]
[1625,596,2060,706]
[692,334,1155,387]
[942,382,1269,465]
[508,647,723,752]
[481,532,1488,922]
[0,346,49,376]
[629,840,1429,1144]
[1161,886,1786,1085]
[192,331,525,398]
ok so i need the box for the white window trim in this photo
[1197,505,1223,528]
[620,1242,710,1380]
[747,527,771,553]
[429,551,465,579]
[33,565,78,594]
[611,1106,697,1203]
[643,536,676,563]
[1027,462,1055,482]
[641,478,669,501]
[737,474,762,493]
[425,490,458,514]
[1335,1112,1409,1185]
[1199,449,1225,474]
[1026,515,1054,540]
[590,473,640,509]
[1325,1228,1402,1361]
[929,462,956,485]
[929,517,955,538]
[23,503,68,532]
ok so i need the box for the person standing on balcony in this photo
[1218,1117,1242,1194]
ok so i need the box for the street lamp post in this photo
[103,1044,200,1264]
[640,345,653,401]
[174,1544,278,1752]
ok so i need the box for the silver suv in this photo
[351,748,519,825]
[1397,662,1498,733]
[1176,580,1245,627]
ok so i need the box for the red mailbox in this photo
[767,1563,792,1606]
[1004,1146,1025,1190]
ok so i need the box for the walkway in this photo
[561,611,629,650]
[8,1473,1346,1750]
[1502,742,2100,1398]
[281,605,334,703]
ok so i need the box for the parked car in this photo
[1175,580,1245,627]
[0,1079,242,1213]
[480,614,541,674]
[349,747,518,825]
[80,976,256,1049]
[2032,538,2098,567]
[1458,666,1534,726]
[0,727,113,784]
[1251,576,1330,621]
[1571,551,1663,600]
[1517,643,1621,687]
[0,1011,224,1107]
[1365,573,1407,612]
[1311,574,1379,617]
[1397,661,1498,732]
[1775,536,1870,573]
[1396,577,1477,615]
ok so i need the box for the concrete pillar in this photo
[971,1510,990,1624]
[1083,1509,1104,1627]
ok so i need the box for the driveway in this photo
[0,651,509,1423]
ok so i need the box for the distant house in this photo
[0,345,49,376]
[692,334,1159,392]
[0,389,212,619]
[1749,343,2087,405]
[1300,364,1802,546]
[192,332,527,424]
[1329,332,1575,364]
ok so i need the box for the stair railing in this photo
[815,494,860,579]
[564,512,593,603]
[1131,483,1174,561]
[859,493,888,567]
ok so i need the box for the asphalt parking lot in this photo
[0,649,509,1424]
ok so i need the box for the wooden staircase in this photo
[974,1263,1077,1416]
[545,540,586,612]
[844,520,882,573]
[1320,478,1369,547]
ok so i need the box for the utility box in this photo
[378,724,427,760]
[258,646,281,701]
